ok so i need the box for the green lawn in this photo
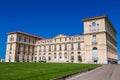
[0,63,100,80]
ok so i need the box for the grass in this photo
[0,63,101,80]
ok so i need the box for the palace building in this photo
[5,15,118,64]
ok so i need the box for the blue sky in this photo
[0,0,120,60]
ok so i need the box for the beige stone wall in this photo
[5,16,118,64]
[35,35,84,63]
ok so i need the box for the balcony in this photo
[92,42,97,45]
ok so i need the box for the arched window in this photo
[10,35,14,41]
[92,22,96,31]
[92,47,98,62]
[78,52,82,62]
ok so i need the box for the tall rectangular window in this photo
[24,37,26,42]
[93,35,96,42]
[65,44,67,50]
[10,44,12,50]
[54,45,56,51]
[71,44,74,50]
[59,45,61,51]
[39,46,41,52]
[29,38,30,43]
[32,46,34,52]
[49,45,51,51]
[78,43,81,50]
[28,46,30,52]
[65,38,67,41]
[18,44,20,50]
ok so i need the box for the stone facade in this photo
[5,15,118,64]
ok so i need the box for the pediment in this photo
[54,34,68,38]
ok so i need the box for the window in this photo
[71,38,73,41]
[54,45,56,51]
[92,47,98,62]
[65,44,67,50]
[69,37,71,40]
[49,45,51,51]
[9,52,12,62]
[71,44,74,50]
[92,35,96,42]
[9,35,14,41]
[71,52,74,62]
[64,52,67,59]
[97,24,99,30]
[27,53,29,62]
[54,39,56,42]
[78,52,82,62]
[48,53,51,60]
[54,53,57,59]
[23,53,25,62]
[18,36,21,41]
[35,57,37,61]
[78,43,81,50]
[43,53,46,60]
[39,46,41,52]
[39,57,41,61]
[65,38,67,41]
[60,38,61,42]
[59,52,62,59]
[10,44,12,50]
[39,53,41,55]
[17,52,20,62]
[28,46,30,51]
[23,45,26,51]
[32,53,34,62]
[91,22,99,31]
[59,45,62,51]
[29,38,30,43]
[32,46,34,52]
[24,37,26,42]
[89,25,91,31]
[18,44,20,50]
[44,46,46,52]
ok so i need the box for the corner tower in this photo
[83,16,118,64]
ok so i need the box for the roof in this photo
[82,15,107,22]
[8,31,44,40]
